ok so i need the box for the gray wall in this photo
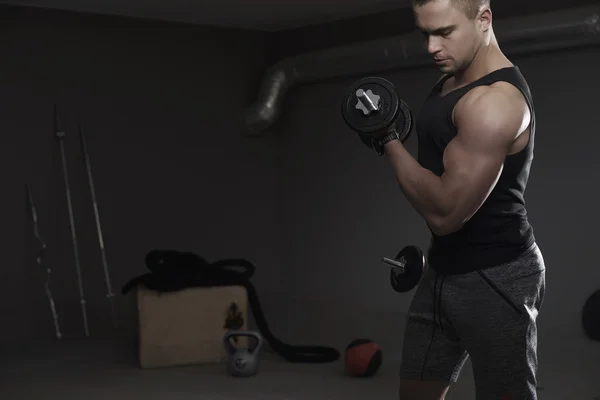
[276,44,600,361]
[0,6,282,342]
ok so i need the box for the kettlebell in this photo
[223,330,263,377]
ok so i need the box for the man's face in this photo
[414,0,482,75]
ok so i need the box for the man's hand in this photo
[384,82,531,236]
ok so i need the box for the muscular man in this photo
[378,0,546,398]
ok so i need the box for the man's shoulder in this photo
[455,84,529,138]
[460,82,526,116]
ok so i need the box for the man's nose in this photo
[427,36,442,55]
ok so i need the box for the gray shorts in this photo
[400,243,546,400]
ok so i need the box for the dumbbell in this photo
[382,246,425,293]
[341,76,413,153]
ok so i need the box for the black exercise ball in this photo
[344,338,382,377]
[582,289,600,341]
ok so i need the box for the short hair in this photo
[413,0,490,20]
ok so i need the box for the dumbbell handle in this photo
[356,88,380,114]
[382,256,405,273]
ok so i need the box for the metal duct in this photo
[244,4,600,136]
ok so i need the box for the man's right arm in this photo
[383,85,527,235]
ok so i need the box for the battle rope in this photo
[122,250,340,363]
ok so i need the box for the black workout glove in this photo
[358,129,401,156]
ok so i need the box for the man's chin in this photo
[438,65,456,75]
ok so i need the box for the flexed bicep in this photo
[437,85,528,232]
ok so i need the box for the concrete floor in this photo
[1,337,599,399]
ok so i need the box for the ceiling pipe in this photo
[244,4,600,136]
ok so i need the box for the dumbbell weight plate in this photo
[389,246,425,293]
[395,99,413,143]
[342,77,400,134]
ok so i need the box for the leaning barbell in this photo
[382,245,425,293]
[341,76,413,147]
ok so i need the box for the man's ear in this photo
[479,7,492,32]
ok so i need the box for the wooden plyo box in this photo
[137,285,248,368]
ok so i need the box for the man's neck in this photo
[454,36,509,86]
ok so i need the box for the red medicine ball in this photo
[344,338,382,377]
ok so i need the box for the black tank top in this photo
[417,66,536,274]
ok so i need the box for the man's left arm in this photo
[384,86,530,236]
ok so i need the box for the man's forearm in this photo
[384,140,454,230]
